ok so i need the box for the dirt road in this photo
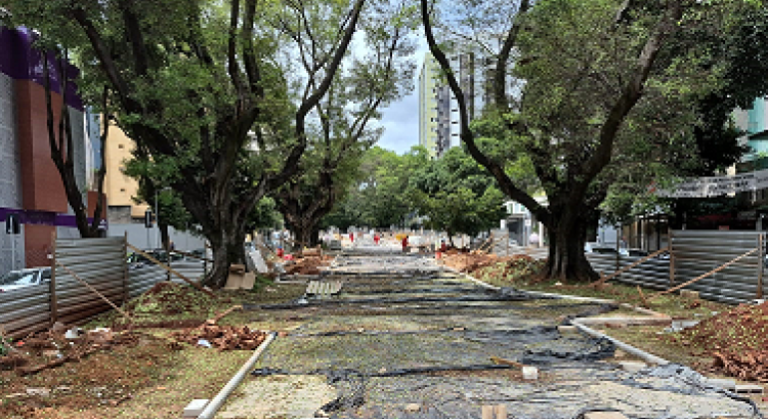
[219,252,759,419]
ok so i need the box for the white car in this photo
[0,267,51,293]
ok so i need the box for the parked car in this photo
[0,267,51,292]
[585,242,619,255]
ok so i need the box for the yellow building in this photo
[418,53,440,158]
[103,122,148,222]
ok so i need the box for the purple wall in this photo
[0,26,84,110]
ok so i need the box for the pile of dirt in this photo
[285,256,332,275]
[473,255,546,283]
[126,281,216,315]
[442,251,502,274]
[680,301,768,380]
[173,324,267,351]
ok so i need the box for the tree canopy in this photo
[421,0,768,281]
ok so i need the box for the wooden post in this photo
[50,230,58,326]
[495,404,507,419]
[668,228,675,286]
[482,405,494,419]
[123,232,129,304]
[758,234,764,299]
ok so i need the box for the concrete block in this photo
[183,399,209,417]
[680,290,699,300]
[584,412,629,419]
[522,366,538,380]
[735,384,764,394]
[706,378,736,390]
[618,361,647,373]
[557,325,578,335]
[405,403,420,413]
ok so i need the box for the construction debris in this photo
[285,256,332,275]
[5,326,140,376]
[442,252,545,282]
[126,281,216,316]
[173,324,267,351]
[680,300,768,381]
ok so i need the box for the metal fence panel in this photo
[672,230,764,304]
[53,237,126,327]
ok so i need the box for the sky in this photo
[376,42,427,155]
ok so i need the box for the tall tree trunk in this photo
[544,206,598,282]
[207,224,247,289]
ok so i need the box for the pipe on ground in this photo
[197,332,277,419]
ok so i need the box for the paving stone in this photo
[557,325,578,335]
[522,366,539,380]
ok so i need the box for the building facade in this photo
[418,50,495,159]
[103,124,149,223]
[0,25,101,276]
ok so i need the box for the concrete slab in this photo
[706,378,736,390]
[182,399,209,417]
[218,374,336,419]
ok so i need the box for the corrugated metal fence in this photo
[1,237,206,339]
[589,230,765,305]
[508,230,766,305]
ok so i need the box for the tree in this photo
[421,0,759,281]
[322,146,429,230]
[601,4,768,227]
[39,48,108,238]
[274,0,416,249]
[408,147,507,245]
[7,0,365,288]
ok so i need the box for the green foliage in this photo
[408,147,507,238]
[248,197,283,231]
[323,146,429,229]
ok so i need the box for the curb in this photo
[444,266,672,366]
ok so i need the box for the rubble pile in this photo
[681,301,768,381]
[285,256,332,275]
[127,281,216,315]
[0,324,140,376]
[173,324,267,351]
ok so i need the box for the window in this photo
[120,188,126,192]
[118,144,125,149]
